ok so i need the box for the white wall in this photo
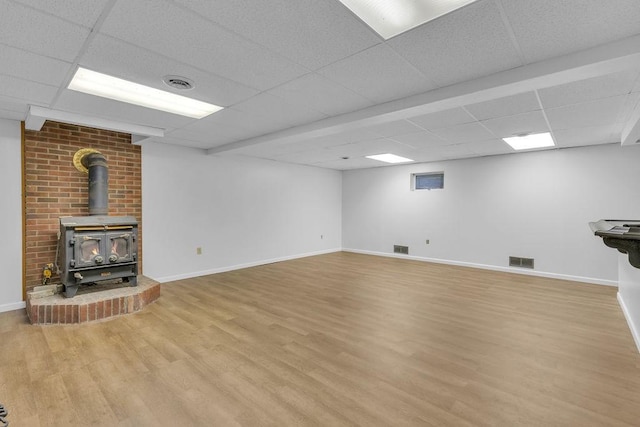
[0,119,24,312]
[618,254,640,352]
[343,143,640,285]
[141,142,342,282]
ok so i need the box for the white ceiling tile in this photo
[545,96,628,130]
[362,119,425,138]
[388,130,447,149]
[0,98,29,114]
[166,128,247,149]
[174,0,382,70]
[465,92,540,121]
[429,122,495,144]
[275,140,335,155]
[184,107,256,131]
[181,107,287,141]
[100,0,308,90]
[538,70,640,109]
[403,149,444,164]
[273,148,343,165]
[54,90,197,129]
[13,0,111,27]
[145,135,209,150]
[329,138,416,159]
[308,128,383,147]
[233,140,297,158]
[480,110,549,138]
[501,0,640,63]
[153,136,213,150]
[408,139,512,163]
[318,44,436,103]
[408,108,475,130]
[465,139,513,156]
[617,93,640,124]
[0,1,90,62]
[244,128,386,158]
[0,97,29,121]
[607,121,627,137]
[82,35,259,107]
[230,93,328,135]
[267,73,374,116]
[633,74,640,93]
[436,143,477,160]
[0,45,72,87]
[387,0,523,87]
[0,75,58,105]
[313,157,381,171]
[553,126,618,148]
[0,109,26,121]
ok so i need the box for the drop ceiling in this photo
[2,0,640,170]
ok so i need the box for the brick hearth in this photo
[26,276,160,325]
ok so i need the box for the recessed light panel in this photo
[68,67,223,119]
[503,132,555,151]
[366,153,415,163]
[338,0,479,39]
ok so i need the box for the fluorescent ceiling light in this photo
[338,0,478,39]
[503,132,555,150]
[366,153,415,163]
[68,67,223,119]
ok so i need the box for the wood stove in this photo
[56,148,139,297]
[57,216,138,298]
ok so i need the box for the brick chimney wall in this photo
[23,121,142,293]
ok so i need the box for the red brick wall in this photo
[23,121,142,292]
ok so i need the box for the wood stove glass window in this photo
[107,232,133,263]
[78,235,103,266]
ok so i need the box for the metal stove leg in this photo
[64,285,79,298]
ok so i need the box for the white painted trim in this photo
[0,301,26,313]
[618,292,640,354]
[342,248,618,287]
[149,248,342,283]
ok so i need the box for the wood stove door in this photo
[73,233,107,268]
[106,231,135,264]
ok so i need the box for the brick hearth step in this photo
[26,276,160,325]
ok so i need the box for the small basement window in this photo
[412,172,444,190]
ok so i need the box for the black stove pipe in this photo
[82,153,108,215]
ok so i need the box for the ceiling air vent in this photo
[162,75,194,90]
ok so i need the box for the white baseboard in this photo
[618,292,640,354]
[342,248,618,287]
[150,248,342,283]
[0,300,26,313]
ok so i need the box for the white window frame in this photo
[411,171,444,191]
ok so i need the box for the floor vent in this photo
[394,245,409,255]
[509,256,534,269]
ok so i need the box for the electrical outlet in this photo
[196,247,202,255]
[425,239,430,244]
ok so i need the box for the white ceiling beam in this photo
[621,99,640,146]
[208,33,640,155]
[24,109,46,131]
[25,105,165,139]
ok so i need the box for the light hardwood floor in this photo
[1,252,639,426]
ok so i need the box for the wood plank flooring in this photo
[1,252,639,426]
